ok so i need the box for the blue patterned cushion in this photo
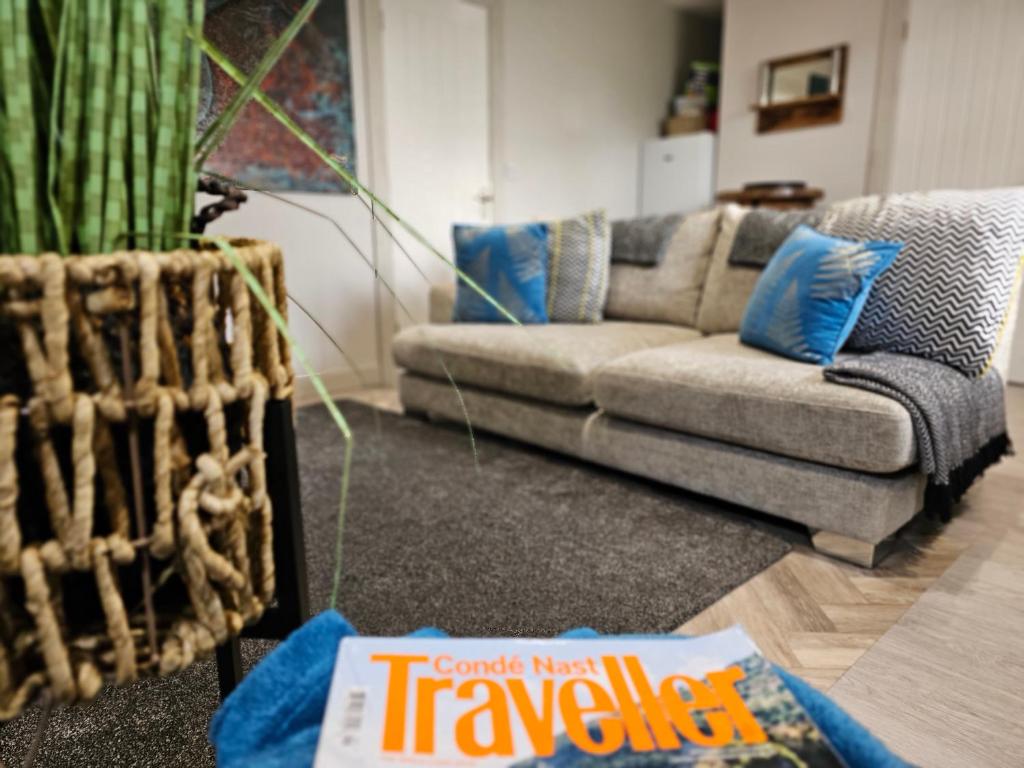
[740,225,902,364]
[452,223,549,323]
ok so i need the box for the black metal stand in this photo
[216,397,309,698]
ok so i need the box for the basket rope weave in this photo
[0,239,293,718]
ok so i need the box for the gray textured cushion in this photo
[393,321,699,406]
[611,213,684,266]
[546,209,611,323]
[604,208,719,327]
[592,333,917,473]
[695,204,761,333]
[728,208,822,267]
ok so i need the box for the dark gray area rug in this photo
[0,401,791,766]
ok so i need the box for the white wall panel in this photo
[885,0,1024,192]
[880,0,1024,383]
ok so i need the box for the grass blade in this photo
[201,171,480,470]
[194,0,319,169]
[197,36,520,325]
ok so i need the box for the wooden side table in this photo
[717,184,824,210]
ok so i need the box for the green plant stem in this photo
[194,0,319,168]
[200,171,420,322]
[198,172,479,468]
[196,35,520,326]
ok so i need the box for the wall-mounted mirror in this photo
[754,45,847,133]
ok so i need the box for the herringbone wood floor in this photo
[346,385,1024,693]
[678,384,1024,691]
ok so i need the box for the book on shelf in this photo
[314,625,846,767]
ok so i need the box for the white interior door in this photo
[380,0,492,326]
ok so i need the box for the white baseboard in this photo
[292,365,382,407]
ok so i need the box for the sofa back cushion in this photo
[819,188,1024,376]
[694,204,759,333]
[604,208,719,327]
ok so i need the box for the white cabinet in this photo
[639,132,716,217]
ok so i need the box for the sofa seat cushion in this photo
[393,322,700,406]
[592,334,917,473]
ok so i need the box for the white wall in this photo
[881,0,1024,193]
[716,0,888,204]
[491,0,680,222]
[379,0,492,330]
[868,0,1024,383]
[204,0,692,399]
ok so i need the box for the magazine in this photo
[314,626,846,767]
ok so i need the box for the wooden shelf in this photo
[755,94,842,133]
[751,93,842,111]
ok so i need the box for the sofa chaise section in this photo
[393,285,930,566]
[397,371,926,561]
[582,414,925,547]
[592,334,917,475]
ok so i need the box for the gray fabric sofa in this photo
[392,205,1020,567]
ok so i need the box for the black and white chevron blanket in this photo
[819,188,1024,377]
[824,352,1011,521]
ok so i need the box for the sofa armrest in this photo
[429,282,456,324]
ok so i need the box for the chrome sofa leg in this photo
[810,530,895,568]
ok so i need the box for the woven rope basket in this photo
[0,239,293,719]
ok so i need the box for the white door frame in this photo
[348,0,397,383]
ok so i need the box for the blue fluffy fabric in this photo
[210,611,908,768]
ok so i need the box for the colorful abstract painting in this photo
[200,0,357,193]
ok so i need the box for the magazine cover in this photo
[314,626,846,767]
